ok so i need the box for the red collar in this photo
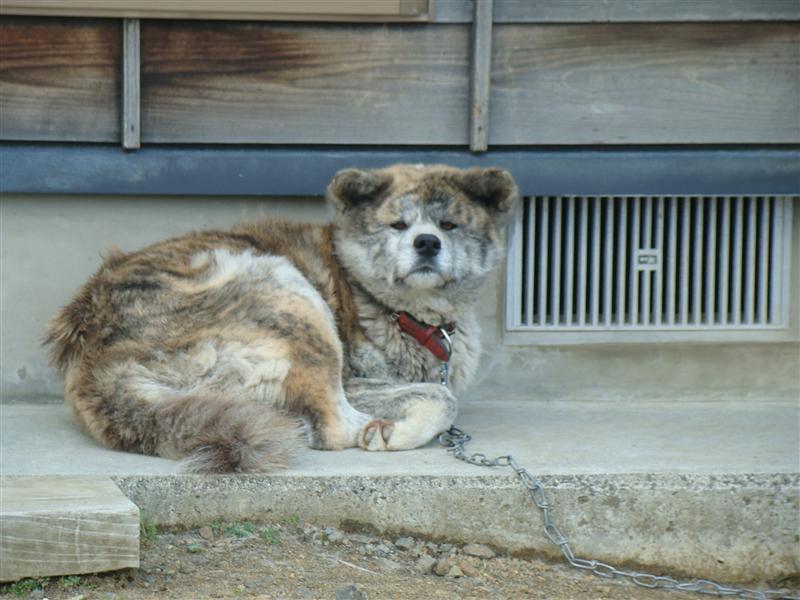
[394,311,456,362]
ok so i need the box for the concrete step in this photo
[0,475,140,582]
[1,400,798,584]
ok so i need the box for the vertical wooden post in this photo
[122,18,141,149]
[469,0,493,152]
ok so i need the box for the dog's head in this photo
[327,164,518,315]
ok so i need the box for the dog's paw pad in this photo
[359,419,395,451]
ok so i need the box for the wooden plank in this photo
[469,0,492,152]
[4,18,796,145]
[490,23,800,144]
[122,19,140,149]
[0,476,139,582]
[0,17,120,142]
[7,0,797,23]
[435,0,800,23]
[140,21,469,144]
[142,20,797,145]
[0,0,432,22]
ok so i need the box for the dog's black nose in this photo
[413,234,442,258]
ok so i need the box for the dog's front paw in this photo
[359,419,395,451]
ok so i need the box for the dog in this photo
[45,164,518,472]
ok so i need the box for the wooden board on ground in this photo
[0,476,139,582]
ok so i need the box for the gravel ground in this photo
[2,521,795,600]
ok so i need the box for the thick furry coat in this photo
[45,164,518,472]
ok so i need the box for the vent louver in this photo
[505,196,794,341]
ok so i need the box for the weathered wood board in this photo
[0,476,139,582]
[0,17,120,142]
[140,21,470,144]
[122,18,141,149]
[1,18,797,145]
[0,0,432,22]
[139,21,799,146]
[469,0,492,151]
[435,0,800,23]
[490,23,800,145]
[4,0,797,23]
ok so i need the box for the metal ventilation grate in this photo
[505,196,794,341]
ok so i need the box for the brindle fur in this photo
[45,165,518,472]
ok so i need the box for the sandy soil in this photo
[2,521,794,600]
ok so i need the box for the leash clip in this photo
[438,326,452,387]
[440,362,449,387]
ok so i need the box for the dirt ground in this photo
[2,521,795,600]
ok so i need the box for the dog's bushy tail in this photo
[65,386,304,474]
[153,395,305,473]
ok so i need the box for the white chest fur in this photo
[346,295,481,392]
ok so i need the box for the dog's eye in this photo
[390,221,408,231]
[439,221,458,231]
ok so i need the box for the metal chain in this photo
[438,426,798,600]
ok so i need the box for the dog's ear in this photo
[452,168,519,219]
[327,168,392,213]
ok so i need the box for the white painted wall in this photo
[1,194,797,402]
[0,194,327,399]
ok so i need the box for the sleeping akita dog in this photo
[46,164,518,472]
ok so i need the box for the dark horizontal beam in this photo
[1,143,799,197]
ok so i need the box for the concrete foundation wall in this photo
[1,194,798,402]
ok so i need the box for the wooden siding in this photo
[0,18,798,146]
[139,21,799,145]
[436,0,800,23]
[0,17,120,142]
[3,0,798,23]
[139,21,470,144]
[490,23,800,145]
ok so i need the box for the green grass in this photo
[8,578,47,597]
[186,542,205,554]
[60,575,82,588]
[287,513,302,531]
[209,520,284,543]
[139,512,158,544]
[225,521,255,538]
[210,520,225,536]
[260,526,281,545]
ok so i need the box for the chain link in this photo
[438,426,799,600]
